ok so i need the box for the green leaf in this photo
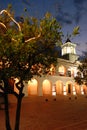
[72,26,80,36]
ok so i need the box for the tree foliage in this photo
[0,6,80,130]
[0,10,63,80]
[0,8,62,130]
[65,26,80,40]
[75,53,87,85]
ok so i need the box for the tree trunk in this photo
[4,94,12,130]
[14,80,24,130]
[14,95,23,130]
[3,78,12,130]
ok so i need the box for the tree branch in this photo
[0,9,42,43]
[0,9,21,32]
[0,22,7,29]
[25,33,41,43]
[0,85,5,92]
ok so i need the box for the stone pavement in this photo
[0,95,87,130]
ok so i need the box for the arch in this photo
[55,80,63,95]
[58,65,66,76]
[42,79,52,96]
[66,81,73,95]
[74,83,80,94]
[82,84,87,94]
[28,79,38,95]
[52,84,56,96]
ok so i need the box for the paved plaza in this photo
[0,95,87,130]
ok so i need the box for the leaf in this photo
[72,26,80,36]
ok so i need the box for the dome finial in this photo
[66,38,71,43]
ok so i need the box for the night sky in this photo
[0,0,87,56]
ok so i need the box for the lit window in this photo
[67,47,71,53]
[58,65,66,76]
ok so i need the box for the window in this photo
[58,65,66,76]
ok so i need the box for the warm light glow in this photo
[63,86,66,91]
[52,84,56,91]
[14,78,19,94]
[15,78,19,84]
[59,66,66,75]
[52,84,56,96]
[63,91,67,95]
[73,91,76,95]
[80,86,84,95]
[73,85,76,95]
[56,81,63,95]
[28,79,37,85]
[49,64,55,75]
[73,86,75,91]
[52,92,56,96]
[81,91,84,95]
[43,80,51,95]
[28,79,38,95]
[63,85,67,95]
[81,86,83,91]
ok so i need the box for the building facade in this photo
[15,39,87,96]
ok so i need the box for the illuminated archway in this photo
[28,79,38,95]
[56,80,63,95]
[74,83,80,94]
[66,81,73,94]
[42,79,52,96]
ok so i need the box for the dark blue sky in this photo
[0,0,87,56]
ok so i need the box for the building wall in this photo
[23,58,87,97]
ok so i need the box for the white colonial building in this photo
[15,39,87,96]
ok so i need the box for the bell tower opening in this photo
[61,38,79,62]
